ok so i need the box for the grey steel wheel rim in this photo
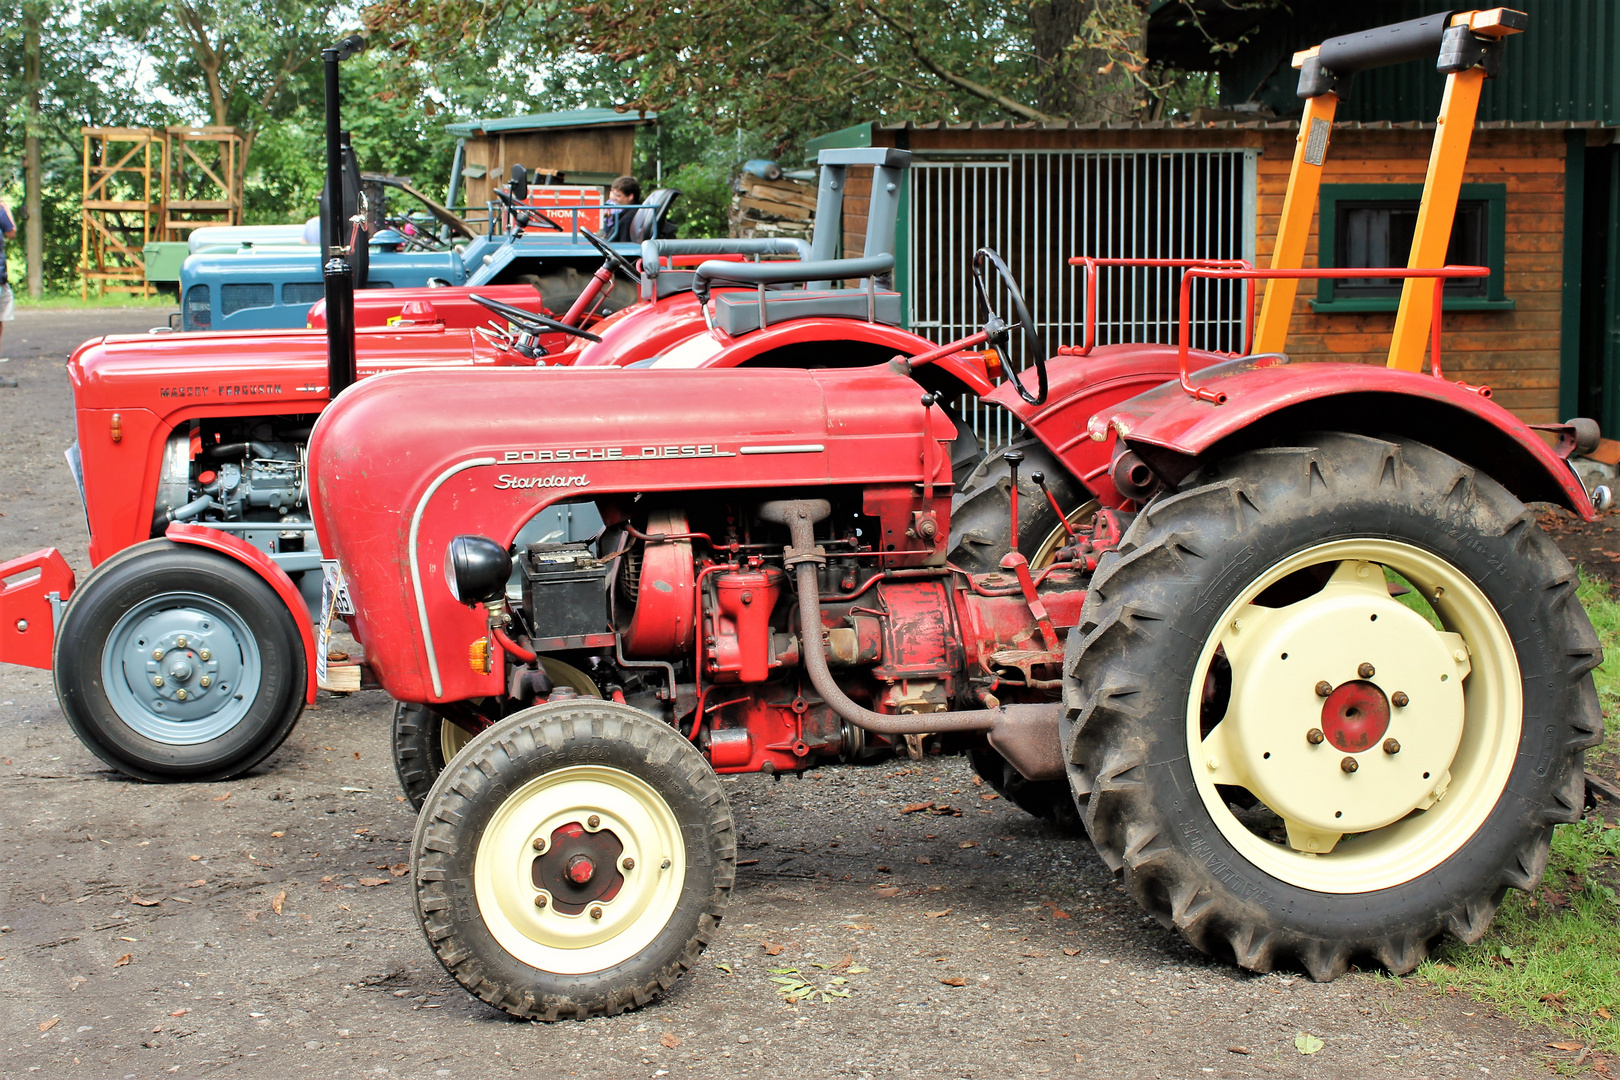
[101,591,263,745]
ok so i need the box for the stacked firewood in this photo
[730,172,816,240]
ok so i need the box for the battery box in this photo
[519,542,612,642]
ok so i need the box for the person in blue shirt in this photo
[0,203,14,358]
[604,176,641,243]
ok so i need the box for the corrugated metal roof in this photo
[444,108,656,137]
[872,118,1613,132]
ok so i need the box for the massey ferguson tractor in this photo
[298,7,1606,1018]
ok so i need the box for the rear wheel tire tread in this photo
[1063,432,1601,980]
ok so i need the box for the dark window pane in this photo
[182,284,210,330]
[282,281,326,306]
[1334,199,1488,297]
[220,283,275,315]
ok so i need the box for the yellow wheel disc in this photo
[1186,539,1520,893]
[474,765,687,975]
[1030,499,1098,570]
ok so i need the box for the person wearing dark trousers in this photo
[604,176,641,242]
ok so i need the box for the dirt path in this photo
[0,311,1566,1079]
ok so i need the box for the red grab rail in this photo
[1172,264,1492,404]
[1066,257,1257,357]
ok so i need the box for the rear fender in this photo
[1090,356,1596,520]
[165,523,319,703]
[0,549,76,670]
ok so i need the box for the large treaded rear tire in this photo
[1062,433,1602,979]
[412,700,734,1019]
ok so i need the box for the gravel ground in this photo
[0,308,1566,1079]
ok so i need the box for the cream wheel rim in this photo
[1186,539,1521,893]
[474,765,687,974]
[1030,499,1099,569]
[441,658,600,764]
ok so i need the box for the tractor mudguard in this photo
[0,548,76,670]
[985,344,1199,507]
[165,523,320,703]
[1087,355,1597,520]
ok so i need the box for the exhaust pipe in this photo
[322,35,366,398]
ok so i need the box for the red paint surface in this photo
[0,549,76,670]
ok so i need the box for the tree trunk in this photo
[23,0,44,299]
[1028,0,1146,123]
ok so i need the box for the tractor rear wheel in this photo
[1062,433,1602,979]
[54,540,305,782]
[412,699,734,1019]
[951,437,1091,833]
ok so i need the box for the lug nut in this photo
[199,649,211,661]
[153,648,164,660]
[1383,738,1401,755]
[199,676,211,688]
[1306,728,1325,745]
[622,857,635,871]
[1392,691,1409,708]
[534,893,548,909]
[1315,680,1333,697]
[153,676,164,687]
[1358,662,1375,679]
[175,689,188,700]
[586,815,600,829]
[532,838,546,852]
[589,906,603,920]
[1341,756,1359,774]
[176,636,187,648]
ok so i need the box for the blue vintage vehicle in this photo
[178,170,677,331]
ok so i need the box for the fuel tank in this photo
[306,365,956,704]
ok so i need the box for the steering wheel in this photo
[383,217,448,252]
[972,248,1046,405]
[473,291,605,341]
[494,188,564,232]
[469,293,602,342]
[581,227,639,280]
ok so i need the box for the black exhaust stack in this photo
[322,34,367,398]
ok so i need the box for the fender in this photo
[165,523,320,703]
[0,548,76,670]
[1088,355,1596,520]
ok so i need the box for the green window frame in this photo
[1311,182,1514,313]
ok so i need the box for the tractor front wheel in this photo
[1063,433,1602,979]
[412,699,734,1019]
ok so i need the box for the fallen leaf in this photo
[119,936,136,941]
[848,965,870,974]
[129,895,160,907]
[925,909,952,918]
[876,865,891,872]
[1548,1041,1587,1052]
[270,831,285,838]
[1600,1008,1613,1020]
[660,1032,681,1049]
[940,976,967,987]
[38,1018,59,1033]
[736,859,760,867]
[901,802,933,815]
[760,940,784,956]
[326,651,349,662]
[1051,907,1071,920]
[271,891,286,915]
[389,863,409,877]
[357,878,389,888]
[958,841,979,849]
[833,955,852,970]
[188,855,202,862]
[1063,948,1082,956]
[980,792,999,801]
[170,897,191,904]
[184,879,206,888]
[169,1009,189,1018]
[1294,1033,1323,1056]
[1073,1055,1084,1064]
[874,887,900,898]
[1228,1046,1251,1055]
[929,804,961,816]
[715,962,734,975]
[113,953,132,967]
[211,792,230,802]
[915,856,932,865]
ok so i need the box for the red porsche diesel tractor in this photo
[298,8,1606,1018]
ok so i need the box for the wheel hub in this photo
[104,593,260,745]
[531,822,623,914]
[1200,560,1472,852]
[1320,680,1390,752]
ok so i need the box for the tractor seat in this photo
[711,288,902,335]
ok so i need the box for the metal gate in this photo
[906,149,1257,448]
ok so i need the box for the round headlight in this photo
[444,535,512,606]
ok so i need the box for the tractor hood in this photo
[306,364,956,704]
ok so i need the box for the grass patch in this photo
[14,292,176,311]
[1414,572,1620,1054]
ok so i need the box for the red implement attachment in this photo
[0,549,76,670]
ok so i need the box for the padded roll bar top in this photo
[692,254,894,304]
[1298,8,1526,98]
